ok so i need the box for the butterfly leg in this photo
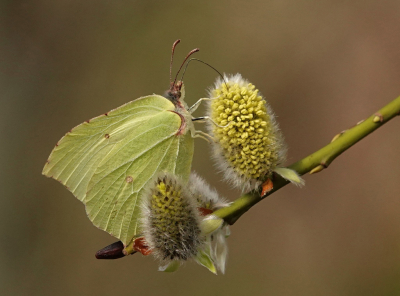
[192,130,214,142]
[188,98,212,114]
[192,116,232,129]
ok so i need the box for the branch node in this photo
[331,131,345,142]
[373,113,383,123]
[309,164,325,175]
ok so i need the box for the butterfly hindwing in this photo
[42,95,194,244]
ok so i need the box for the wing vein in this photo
[117,137,177,240]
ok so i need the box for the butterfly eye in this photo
[163,89,180,103]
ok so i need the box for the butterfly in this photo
[42,40,200,246]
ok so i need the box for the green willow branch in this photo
[213,96,400,225]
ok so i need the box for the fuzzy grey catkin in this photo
[141,173,202,262]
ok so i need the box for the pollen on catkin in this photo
[141,173,203,263]
[206,74,287,191]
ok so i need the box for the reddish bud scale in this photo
[198,207,214,216]
[134,237,152,256]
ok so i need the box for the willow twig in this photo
[213,96,400,225]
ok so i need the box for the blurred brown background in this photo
[1,1,400,295]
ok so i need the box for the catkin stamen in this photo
[210,80,281,182]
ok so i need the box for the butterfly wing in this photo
[42,95,194,244]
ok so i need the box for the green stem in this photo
[213,96,400,225]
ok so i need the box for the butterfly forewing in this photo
[43,95,194,244]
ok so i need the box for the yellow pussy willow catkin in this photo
[207,74,286,190]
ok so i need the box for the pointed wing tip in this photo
[42,165,57,180]
[42,169,51,178]
[42,165,50,176]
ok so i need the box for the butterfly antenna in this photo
[181,58,228,86]
[172,48,200,87]
[170,39,181,86]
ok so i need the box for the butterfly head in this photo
[164,80,185,107]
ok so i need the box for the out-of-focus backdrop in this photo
[1,1,400,295]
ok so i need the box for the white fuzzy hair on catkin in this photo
[189,172,230,209]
